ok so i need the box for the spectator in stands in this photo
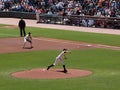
[0,1,4,10]
[1,0,120,28]
[35,8,41,23]
[1,0,120,18]
[3,0,11,11]
[47,8,53,14]
[116,11,120,18]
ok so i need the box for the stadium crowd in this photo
[0,0,120,28]
[0,0,120,17]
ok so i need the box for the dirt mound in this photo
[11,68,92,79]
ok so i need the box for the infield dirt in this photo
[1,18,120,79]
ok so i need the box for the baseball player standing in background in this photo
[23,32,33,49]
[47,49,71,73]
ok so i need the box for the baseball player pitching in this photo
[23,32,33,48]
[47,48,71,73]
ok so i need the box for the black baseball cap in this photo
[63,48,67,51]
[28,32,31,34]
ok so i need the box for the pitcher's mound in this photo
[11,68,92,79]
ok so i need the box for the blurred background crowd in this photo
[0,0,120,18]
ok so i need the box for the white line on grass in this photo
[0,33,92,47]
[33,37,120,50]
[33,37,91,47]
[1,34,119,50]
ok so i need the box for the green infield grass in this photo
[0,49,120,90]
[0,25,120,46]
[0,24,120,90]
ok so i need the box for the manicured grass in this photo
[0,25,120,46]
[0,26,19,38]
[0,24,11,27]
[28,27,120,46]
[0,49,120,90]
[0,24,120,90]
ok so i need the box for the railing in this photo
[0,11,120,29]
[39,14,63,24]
[0,11,36,19]
[39,14,120,29]
[68,15,120,29]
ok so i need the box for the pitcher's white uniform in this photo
[53,50,66,65]
[47,49,70,73]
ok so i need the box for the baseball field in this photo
[0,23,120,90]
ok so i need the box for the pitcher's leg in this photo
[47,58,60,70]
[63,65,67,73]
[47,64,54,70]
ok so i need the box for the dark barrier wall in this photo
[0,11,120,29]
[39,14,120,29]
[0,11,36,19]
